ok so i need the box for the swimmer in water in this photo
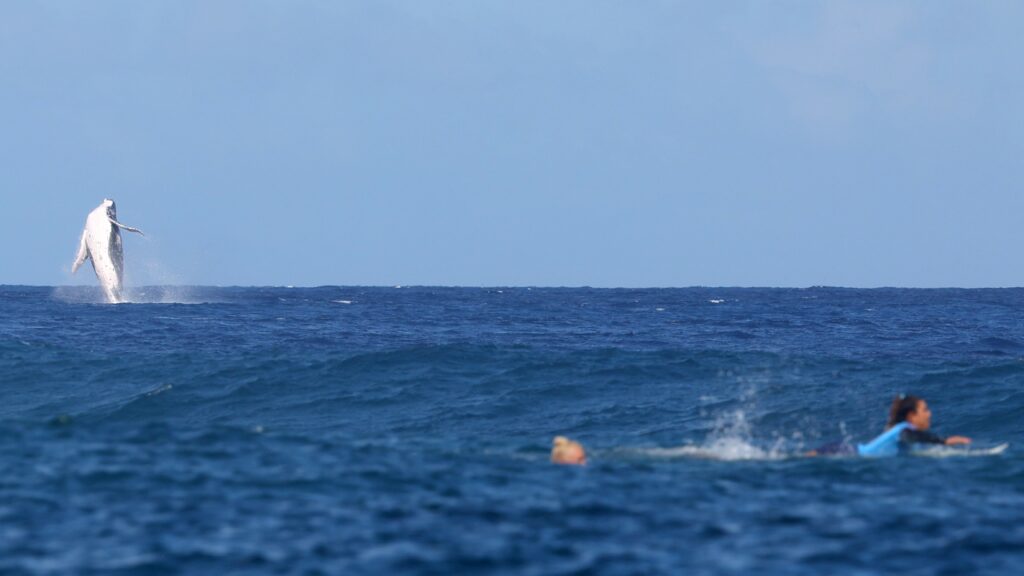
[551,436,587,465]
[808,394,970,456]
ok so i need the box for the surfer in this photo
[808,394,971,457]
[551,436,587,465]
[868,394,971,452]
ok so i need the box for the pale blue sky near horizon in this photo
[2,1,1022,288]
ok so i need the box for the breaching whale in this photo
[71,199,145,303]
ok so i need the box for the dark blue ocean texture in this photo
[2,286,1023,575]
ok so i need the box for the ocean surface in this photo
[2,285,1023,575]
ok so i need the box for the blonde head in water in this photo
[551,436,587,465]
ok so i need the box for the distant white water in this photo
[51,285,212,305]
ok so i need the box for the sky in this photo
[2,1,1022,288]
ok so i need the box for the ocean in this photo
[1,285,1022,575]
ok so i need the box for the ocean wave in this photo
[1,339,1020,445]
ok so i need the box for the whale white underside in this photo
[72,202,144,304]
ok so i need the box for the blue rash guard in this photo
[856,423,946,457]
[856,422,910,457]
[811,423,949,457]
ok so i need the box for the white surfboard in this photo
[912,443,1009,458]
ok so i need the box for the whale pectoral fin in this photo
[109,217,145,236]
[72,230,90,274]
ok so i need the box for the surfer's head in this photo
[551,436,587,465]
[887,394,931,430]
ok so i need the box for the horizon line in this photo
[4,283,1024,291]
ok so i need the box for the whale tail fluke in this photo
[71,229,90,274]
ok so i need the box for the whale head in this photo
[102,198,117,219]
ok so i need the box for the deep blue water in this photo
[2,286,1023,575]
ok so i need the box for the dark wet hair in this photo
[887,394,923,429]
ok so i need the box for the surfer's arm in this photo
[71,230,89,273]
[944,435,971,445]
[901,428,957,445]
[109,218,145,236]
[901,428,971,446]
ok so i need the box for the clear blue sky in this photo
[2,1,1022,287]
